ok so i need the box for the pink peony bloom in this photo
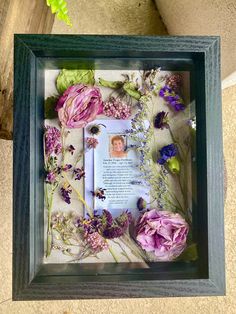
[56,84,103,128]
[136,209,189,261]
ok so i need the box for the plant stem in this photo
[46,186,54,257]
[113,239,132,262]
[61,126,66,166]
[108,243,119,263]
[63,172,93,217]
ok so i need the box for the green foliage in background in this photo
[46,0,72,27]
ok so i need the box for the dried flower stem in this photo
[45,185,56,257]
[62,172,93,217]
[107,242,119,263]
[61,126,66,166]
[112,239,132,262]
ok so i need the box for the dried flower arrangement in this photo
[44,68,197,264]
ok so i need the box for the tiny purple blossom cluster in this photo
[44,126,62,157]
[86,137,99,149]
[74,167,85,180]
[159,86,185,111]
[60,184,72,204]
[45,171,56,184]
[103,97,131,119]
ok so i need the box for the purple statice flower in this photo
[159,85,185,111]
[85,232,108,253]
[154,111,169,129]
[102,226,124,239]
[86,137,99,149]
[60,184,72,204]
[45,171,56,184]
[74,167,85,180]
[68,144,75,155]
[103,97,131,119]
[44,126,62,157]
[157,143,177,165]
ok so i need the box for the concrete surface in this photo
[52,0,167,35]
[155,0,236,81]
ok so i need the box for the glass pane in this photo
[43,67,197,265]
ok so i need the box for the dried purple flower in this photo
[103,97,132,119]
[61,164,73,172]
[102,211,132,239]
[60,184,72,204]
[157,143,177,165]
[45,171,56,184]
[91,188,106,201]
[86,137,99,149]
[74,167,85,180]
[157,144,180,174]
[102,226,124,239]
[44,126,62,157]
[68,144,75,155]
[154,111,169,129]
[159,86,185,111]
[116,211,132,230]
[137,197,147,211]
[103,209,113,226]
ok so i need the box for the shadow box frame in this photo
[13,34,225,300]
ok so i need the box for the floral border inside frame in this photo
[44,68,198,264]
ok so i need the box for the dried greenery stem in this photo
[112,240,132,262]
[45,185,55,256]
[62,172,93,217]
[107,242,119,263]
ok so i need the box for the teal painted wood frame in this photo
[13,35,225,300]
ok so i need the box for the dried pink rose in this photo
[136,209,189,261]
[56,84,103,128]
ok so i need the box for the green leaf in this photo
[177,243,198,261]
[46,0,72,27]
[44,96,58,119]
[56,69,95,94]
[123,81,141,100]
[98,78,123,89]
